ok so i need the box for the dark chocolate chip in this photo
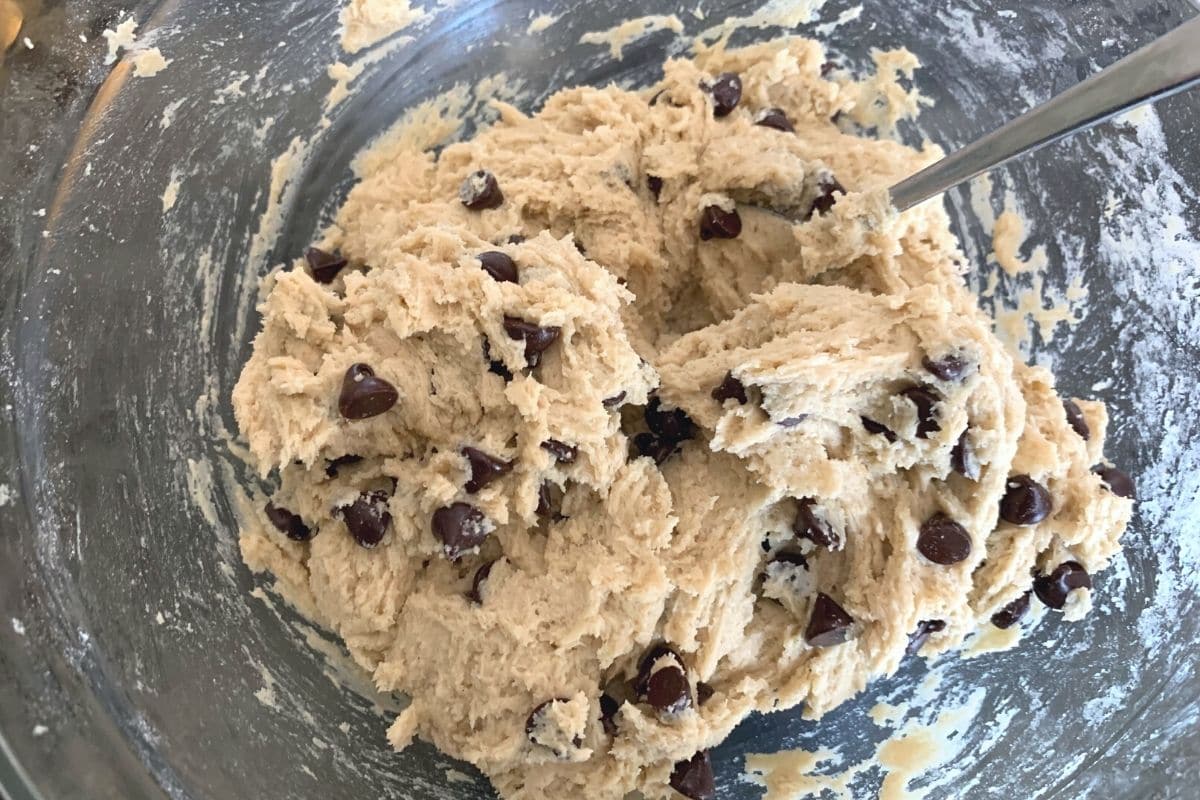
[805,593,854,647]
[646,664,692,716]
[922,353,971,381]
[906,619,946,655]
[754,107,794,132]
[1063,399,1090,440]
[808,174,846,219]
[633,643,684,697]
[917,514,972,565]
[506,233,527,244]
[1033,561,1092,610]
[600,692,621,736]
[305,247,348,284]
[704,72,742,117]
[670,751,716,800]
[794,499,838,550]
[431,502,492,559]
[901,385,942,438]
[951,431,981,481]
[1093,465,1135,499]
[699,204,742,240]
[861,416,897,443]
[574,239,587,256]
[481,337,514,381]
[999,475,1052,525]
[541,439,578,464]
[770,549,810,570]
[478,251,518,283]
[503,316,562,367]
[536,481,565,520]
[991,590,1031,629]
[467,559,497,604]
[459,169,504,210]
[711,371,748,405]
[337,489,391,548]
[633,432,677,465]
[525,698,580,757]
[324,454,364,478]
[648,175,663,200]
[338,364,399,420]
[462,446,513,493]
[645,395,696,443]
[820,60,838,77]
[602,391,627,409]
[265,502,314,542]
[778,415,808,427]
[696,681,714,705]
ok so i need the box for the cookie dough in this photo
[232,37,1134,800]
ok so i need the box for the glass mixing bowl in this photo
[2,0,1199,797]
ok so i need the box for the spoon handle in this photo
[889,15,1200,212]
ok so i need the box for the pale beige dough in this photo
[232,37,1132,800]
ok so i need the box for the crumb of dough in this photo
[231,36,1133,800]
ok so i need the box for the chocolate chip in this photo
[459,169,504,210]
[951,431,981,481]
[704,72,742,117]
[338,364,399,420]
[633,432,677,465]
[805,592,854,647]
[506,233,526,244]
[820,60,838,77]
[861,416,897,443]
[922,353,971,381]
[574,239,587,256]
[1033,561,1092,610]
[324,454,363,478]
[541,439,578,464]
[648,175,663,200]
[481,337,513,381]
[646,664,692,716]
[462,446,513,493]
[695,681,714,705]
[999,475,1052,525]
[778,415,808,427]
[503,316,562,368]
[808,174,846,219]
[710,371,748,405]
[478,251,518,283]
[633,643,684,697]
[901,385,942,438]
[794,499,839,550]
[1093,465,1135,499]
[699,204,742,240]
[431,502,492,559]
[467,559,496,604]
[305,247,348,284]
[336,490,391,548]
[754,107,794,132]
[536,481,565,520]
[906,619,946,655]
[670,751,716,800]
[1063,399,1090,440]
[770,549,810,569]
[917,514,972,565]
[265,502,314,542]
[525,698,581,757]
[602,391,627,409]
[645,395,696,443]
[600,692,621,736]
[991,590,1031,629]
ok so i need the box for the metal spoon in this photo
[889,15,1200,211]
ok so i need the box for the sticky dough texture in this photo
[233,38,1132,800]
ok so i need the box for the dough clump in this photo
[233,37,1133,800]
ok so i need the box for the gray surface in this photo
[1,1,1199,799]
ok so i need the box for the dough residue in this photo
[579,14,684,61]
[339,0,425,54]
